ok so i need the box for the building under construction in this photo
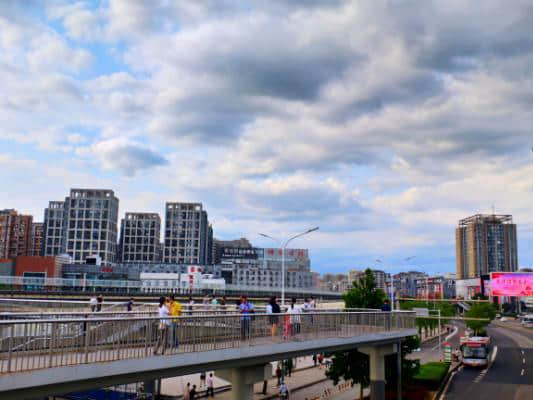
[456,214,518,279]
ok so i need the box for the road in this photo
[408,321,464,364]
[445,322,533,400]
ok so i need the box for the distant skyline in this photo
[2,1,533,275]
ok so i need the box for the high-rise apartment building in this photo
[43,201,65,256]
[63,189,119,264]
[29,222,43,256]
[456,214,518,279]
[0,209,33,259]
[163,202,212,265]
[119,213,161,263]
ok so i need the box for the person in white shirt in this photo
[154,296,170,355]
[206,373,215,397]
[89,296,97,312]
[287,298,301,336]
[279,382,289,399]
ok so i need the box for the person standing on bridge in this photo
[169,295,182,348]
[89,295,97,312]
[154,296,170,355]
[96,294,103,312]
[267,296,281,337]
[239,295,254,340]
[126,297,134,312]
[287,298,301,336]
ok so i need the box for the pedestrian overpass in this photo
[0,311,416,400]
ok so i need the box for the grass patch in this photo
[413,362,450,382]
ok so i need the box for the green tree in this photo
[328,269,419,397]
[465,303,496,335]
[471,292,488,300]
[343,268,386,309]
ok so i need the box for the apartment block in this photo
[43,201,65,256]
[29,222,43,256]
[119,213,161,263]
[456,214,518,279]
[0,209,33,259]
[62,189,119,264]
[163,202,212,265]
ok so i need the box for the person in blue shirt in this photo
[239,295,254,340]
[381,299,391,312]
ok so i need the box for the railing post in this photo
[7,324,14,373]
[145,319,152,357]
[49,322,57,368]
[84,319,90,364]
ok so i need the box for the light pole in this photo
[375,256,415,311]
[259,227,319,307]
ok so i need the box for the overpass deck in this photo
[0,311,416,399]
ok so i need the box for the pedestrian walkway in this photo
[212,357,363,400]
[161,357,317,398]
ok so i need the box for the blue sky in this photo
[2,1,533,275]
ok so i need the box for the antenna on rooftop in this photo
[491,204,495,215]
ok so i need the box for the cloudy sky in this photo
[1,1,533,275]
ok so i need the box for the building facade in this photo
[63,189,119,264]
[393,271,428,298]
[0,209,33,259]
[415,275,456,299]
[118,213,161,263]
[163,202,212,265]
[456,214,518,279]
[47,189,120,264]
[320,273,350,292]
[43,201,65,257]
[217,247,314,289]
[29,222,43,256]
[213,238,252,264]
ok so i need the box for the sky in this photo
[1,1,533,276]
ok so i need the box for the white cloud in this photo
[2,1,533,273]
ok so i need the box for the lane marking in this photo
[439,366,462,400]
[523,358,526,364]
[521,369,525,376]
[521,350,525,355]
[490,346,498,363]
[431,325,459,350]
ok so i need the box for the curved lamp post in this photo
[259,227,319,307]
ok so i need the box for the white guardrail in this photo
[0,276,340,296]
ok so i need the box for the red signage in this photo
[491,272,533,296]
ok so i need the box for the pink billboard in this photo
[491,272,533,296]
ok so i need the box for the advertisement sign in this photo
[221,247,259,259]
[491,272,533,297]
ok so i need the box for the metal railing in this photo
[0,311,415,374]
[0,276,342,297]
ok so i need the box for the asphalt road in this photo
[445,323,533,400]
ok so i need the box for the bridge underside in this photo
[0,329,416,399]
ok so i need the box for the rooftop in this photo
[458,214,513,227]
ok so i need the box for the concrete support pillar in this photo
[143,379,160,398]
[217,364,271,400]
[360,344,398,400]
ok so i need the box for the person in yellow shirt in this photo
[169,295,182,348]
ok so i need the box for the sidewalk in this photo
[215,361,362,400]
[161,356,317,399]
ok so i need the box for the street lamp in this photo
[376,256,415,311]
[259,227,319,307]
